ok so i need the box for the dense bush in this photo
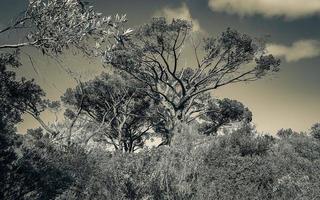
[1,128,72,200]
[49,124,320,200]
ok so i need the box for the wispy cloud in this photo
[154,3,202,32]
[267,40,320,62]
[208,0,320,19]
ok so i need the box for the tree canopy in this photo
[105,18,280,144]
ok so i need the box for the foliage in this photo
[0,0,129,55]
[0,123,21,200]
[310,123,320,140]
[199,98,252,135]
[276,128,300,138]
[2,130,72,200]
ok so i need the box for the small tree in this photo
[61,72,156,152]
[105,18,280,144]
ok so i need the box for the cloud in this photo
[267,40,320,62]
[208,0,320,19]
[154,3,202,32]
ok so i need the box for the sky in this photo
[1,0,320,134]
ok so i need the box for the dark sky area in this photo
[1,0,320,134]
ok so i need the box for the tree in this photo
[104,17,280,144]
[61,72,156,152]
[198,98,252,135]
